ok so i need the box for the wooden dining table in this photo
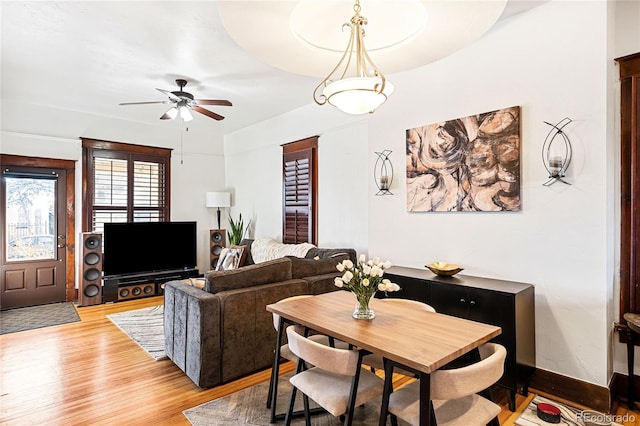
[266,290,502,426]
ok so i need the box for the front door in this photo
[1,165,68,309]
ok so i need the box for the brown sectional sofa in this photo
[163,244,356,388]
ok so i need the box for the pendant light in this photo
[313,0,393,115]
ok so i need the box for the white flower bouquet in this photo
[334,254,400,319]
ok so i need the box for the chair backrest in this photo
[430,343,506,400]
[379,298,436,313]
[286,325,359,376]
[272,295,313,331]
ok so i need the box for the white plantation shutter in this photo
[282,137,317,245]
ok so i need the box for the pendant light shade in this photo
[313,0,392,115]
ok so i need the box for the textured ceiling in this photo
[0,1,543,135]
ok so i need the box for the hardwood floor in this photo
[0,296,637,425]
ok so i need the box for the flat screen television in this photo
[103,221,197,277]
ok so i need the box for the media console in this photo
[102,268,199,303]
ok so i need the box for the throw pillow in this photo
[216,247,244,271]
[230,244,248,267]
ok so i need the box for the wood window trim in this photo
[617,52,640,342]
[81,138,172,232]
[0,154,76,302]
[282,136,318,245]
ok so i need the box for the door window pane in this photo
[5,177,56,261]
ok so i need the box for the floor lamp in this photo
[205,192,231,229]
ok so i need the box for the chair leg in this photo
[379,359,394,426]
[390,414,398,426]
[488,416,500,426]
[284,386,298,426]
[303,394,311,426]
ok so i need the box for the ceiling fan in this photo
[119,79,232,121]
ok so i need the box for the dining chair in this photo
[363,298,436,375]
[267,294,350,422]
[382,342,507,426]
[284,324,384,426]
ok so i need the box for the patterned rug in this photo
[107,305,167,361]
[0,302,80,334]
[183,372,389,425]
[514,395,623,426]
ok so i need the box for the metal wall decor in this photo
[374,150,393,195]
[542,118,573,186]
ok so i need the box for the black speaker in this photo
[79,232,102,306]
[210,229,226,269]
[117,283,156,301]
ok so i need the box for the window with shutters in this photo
[282,137,317,245]
[82,139,171,234]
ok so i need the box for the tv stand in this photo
[103,268,199,303]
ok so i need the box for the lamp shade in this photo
[324,77,394,115]
[205,192,231,208]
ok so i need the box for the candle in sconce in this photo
[380,175,389,190]
[548,156,563,176]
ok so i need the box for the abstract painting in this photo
[406,106,521,212]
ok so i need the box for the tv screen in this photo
[103,221,197,277]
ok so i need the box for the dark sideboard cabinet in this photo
[384,266,535,411]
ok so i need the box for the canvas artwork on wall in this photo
[406,106,521,212]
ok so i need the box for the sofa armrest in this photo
[164,280,221,388]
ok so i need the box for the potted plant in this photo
[228,213,249,245]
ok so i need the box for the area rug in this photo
[514,395,623,426]
[183,372,385,425]
[0,302,80,335]
[107,305,167,361]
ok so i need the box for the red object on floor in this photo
[537,402,561,423]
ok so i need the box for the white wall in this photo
[223,0,630,387]
[0,101,227,277]
[224,105,370,254]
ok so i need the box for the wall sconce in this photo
[542,118,573,186]
[374,150,393,195]
[205,191,231,229]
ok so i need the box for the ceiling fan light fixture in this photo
[179,105,193,122]
[313,0,392,115]
[164,106,178,120]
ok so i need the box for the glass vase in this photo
[352,291,376,320]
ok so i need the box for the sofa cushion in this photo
[205,257,292,293]
[288,254,350,279]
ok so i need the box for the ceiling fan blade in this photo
[194,99,233,107]
[192,106,225,121]
[119,101,170,106]
[160,113,172,120]
[156,88,181,101]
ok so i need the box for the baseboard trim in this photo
[529,368,610,412]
